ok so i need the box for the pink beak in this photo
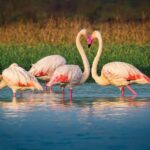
[87,36,93,47]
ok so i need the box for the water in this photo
[0,83,150,150]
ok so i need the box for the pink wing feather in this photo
[29,55,66,77]
[47,65,82,86]
[2,63,43,90]
[102,62,150,85]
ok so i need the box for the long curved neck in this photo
[76,32,90,84]
[91,33,103,83]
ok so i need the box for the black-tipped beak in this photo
[88,44,91,48]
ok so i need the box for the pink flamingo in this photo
[89,30,150,96]
[0,63,43,97]
[46,29,90,100]
[29,55,66,92]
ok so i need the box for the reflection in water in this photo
[78,97,150,122]
[0,90,150,121]
[0,92,72,118]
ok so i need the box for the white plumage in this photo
[48,65,82,87]
[90,30,150,96]
[47,29,90,100]
[29,55,66,81]
[0,63,43,97]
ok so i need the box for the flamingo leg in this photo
[70,88,73,102]
[61,87,65,100]
[126,85,137,95]
[119,87,125,96]
[13,92,16,97]
[50,85,53,93]
[20,91,22,97]
[45,81,48,91]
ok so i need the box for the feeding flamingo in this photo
[88,30,150,96]
[46,29,90,100]
[29,55,66,91]
[0,63,43,97]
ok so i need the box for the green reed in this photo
[0,43,149,80]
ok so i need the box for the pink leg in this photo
[45,81,48,91]
[119,87,125,96]
[126,85,137,95]
[45,85,48,91]
[50,85,53,93]
[61,87,65,100]
[13,92,16,97]
[70,88,73,102]
[20,91,22,97]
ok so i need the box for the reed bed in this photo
[0,17,149,79]
[0,43,149,77]
[0,17,149,45]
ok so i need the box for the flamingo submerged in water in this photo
[0,63,43,97]
[88,30,150,96]
[46,29,90,100]
[29,55,66,92]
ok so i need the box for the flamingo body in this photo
[47,29,90,100]
[90,30,150,96]
[47,65,82,87]
[0,63,43,96]
[101,62,150,87]
[29,55,66,81]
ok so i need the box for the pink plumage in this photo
[102,62,150,86]
[47,29,90,100]
[29,55,66,81]
[90,30,150,96]
[47,65,82,86]
[0,63,43,97]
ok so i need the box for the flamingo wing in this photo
[47,65,82,86]
[29,55,66,77]
[102,62,150,86]
[2,64,43,90]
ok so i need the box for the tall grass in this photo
[0,17,149,45]
[0,43,149,78]
[0,17,149,80]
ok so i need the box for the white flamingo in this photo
[29,55,66,91]
[0,63,43,97]
[89,30,150,96]
[46,29,90,100]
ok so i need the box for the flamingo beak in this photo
[87,35,93,48]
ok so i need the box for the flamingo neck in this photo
[91,33,103,84]
[76,32,90,84]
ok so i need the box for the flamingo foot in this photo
[61,87,65,100]
[126,85,137,96]
[119,87,125,96]
[45,85,48,91]
[20,92,22,97]
[13,92,16,97]
[50,86,53,93]
[70,88,73,102]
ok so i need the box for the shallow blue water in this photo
[0,83,150,150]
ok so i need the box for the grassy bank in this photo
[0,43,149,80]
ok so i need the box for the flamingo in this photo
[0,63,43,97]
[88,30,150,96]
[46,29,90,100]
[29,55,66,92]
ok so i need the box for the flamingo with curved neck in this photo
[47,29,90,100]
[90,30,150,96]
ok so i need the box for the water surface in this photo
[0,83,150,150]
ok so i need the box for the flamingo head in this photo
[10,63,18,68]
[87,35,93,48]
[88,30,101,47]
